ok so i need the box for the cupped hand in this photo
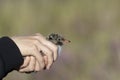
[11,33,58,72]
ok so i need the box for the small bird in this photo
[47,33,71,55]
[47,33,71,46]
[41,33,71,69]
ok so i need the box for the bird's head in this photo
[47,33,71,46]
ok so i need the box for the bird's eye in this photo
[57,38,61,41]
[49,37,52,40]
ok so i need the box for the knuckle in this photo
[34,35,42,40]
[47,50,53,56]
[31,45,37,51]
[35,33,42,36]
[33,39,39,44]
[48,50,52,55]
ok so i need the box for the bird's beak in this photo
[62,39,71,44]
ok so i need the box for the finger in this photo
[33,48,45,70]
[38,44,53,70]
[44,55,48,65]
[43,55,48,69]
[35,33,58,61]
[20,56,31,68]
[34,60,40,72]
[38,48,53,69]
[34,40,54,70]
[19,56,36,72]
[29,56,36,71]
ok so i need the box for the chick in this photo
[47,33,71,46]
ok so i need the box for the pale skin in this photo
[11,33,58,73]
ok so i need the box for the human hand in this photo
[18,56,48,72]
[11,33,58,72]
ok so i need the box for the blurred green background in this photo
[1,0,120,80]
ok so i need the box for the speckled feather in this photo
[46,33,70,46]
[46,33,70,55]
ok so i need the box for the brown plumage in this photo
[47,33,71,46]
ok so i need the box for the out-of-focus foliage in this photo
[1,0,120,80]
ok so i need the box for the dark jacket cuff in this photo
[0,37,23,74]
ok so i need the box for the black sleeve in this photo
[0,37,24,79]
